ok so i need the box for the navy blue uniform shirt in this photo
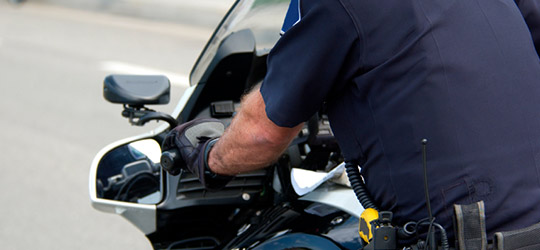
[261,0,540,243]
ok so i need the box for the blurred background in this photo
[0,0,234,249]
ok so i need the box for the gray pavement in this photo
[31,0,234,28]
[0,1,233,249]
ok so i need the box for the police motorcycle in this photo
[89,0,455,249]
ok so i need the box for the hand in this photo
[161,118,232,189]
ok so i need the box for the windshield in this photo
[189,0,289,86]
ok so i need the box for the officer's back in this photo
[320,0,540,243]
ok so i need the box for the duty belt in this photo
[454,201,540,250]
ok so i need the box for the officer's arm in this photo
[515,0,540,56]
[207,88,303,176]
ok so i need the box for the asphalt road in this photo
[0,1,232,249]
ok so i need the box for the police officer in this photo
[163,0,540,246]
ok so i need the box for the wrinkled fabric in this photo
[261,0,540,243]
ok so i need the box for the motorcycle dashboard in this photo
[194,100,241,127]
[195,100,338,152]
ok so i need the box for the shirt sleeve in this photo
[515,0,540,56]
[260,0,362,127]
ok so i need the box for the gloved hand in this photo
[161,118,232,190]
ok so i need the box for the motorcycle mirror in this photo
[93,139,162,204]
[89,137,161,235]
[103,74,170,106]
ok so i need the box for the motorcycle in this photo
[89,0,368,249]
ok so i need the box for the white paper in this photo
[291,163,346,196]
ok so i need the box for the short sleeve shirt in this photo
[261,0,540,242]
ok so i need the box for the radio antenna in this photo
[422,138,438,250]
[422,139,433,221]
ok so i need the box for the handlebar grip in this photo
[160,149,182,175]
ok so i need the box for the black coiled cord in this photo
[345,161,378,210]
[434,222,450,250]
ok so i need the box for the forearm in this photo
[207,89,303,175]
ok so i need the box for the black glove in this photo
[161,118,232,190]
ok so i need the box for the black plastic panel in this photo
[103,74,170,106]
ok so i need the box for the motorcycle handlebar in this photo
[160,148,182,176]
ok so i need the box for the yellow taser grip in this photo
[359,208,379,243]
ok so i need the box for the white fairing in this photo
[300,184,364,218]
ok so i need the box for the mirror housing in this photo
[104,75,170,106]
[89,137,163,235]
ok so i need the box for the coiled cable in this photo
[345,161,378,210]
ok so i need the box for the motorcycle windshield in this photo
[189,0,289,86]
